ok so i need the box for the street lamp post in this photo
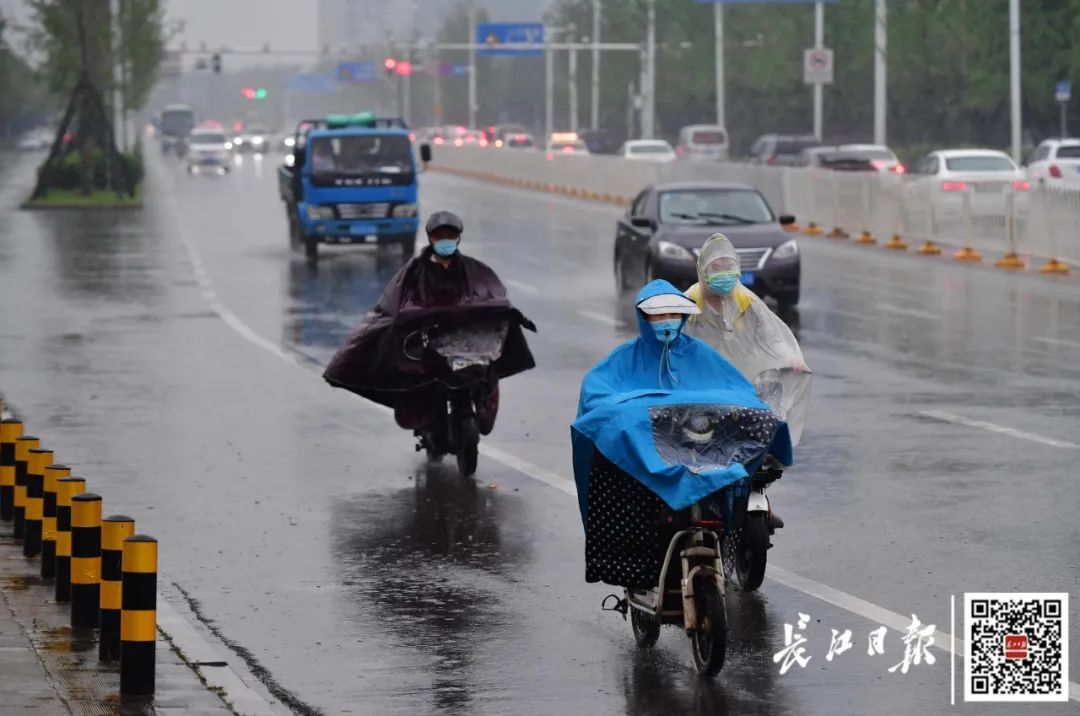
[643,0,656,138]
[812,1,824,140]
[873,0,886,146]
[591,0,601,129]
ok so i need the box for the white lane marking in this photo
[1032,335,1080,349]
[505,278,540,296]
[577,310,624,328]
[875,303,941,321]
[157,596,278,715]
[165,164,1080,703]
[919,409,1080,449]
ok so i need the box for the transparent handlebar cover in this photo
[649,403,782,474]
[429,320,509,370]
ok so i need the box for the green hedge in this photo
[37,148,143,194]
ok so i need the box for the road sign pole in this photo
[714,2,725,129]
[545,41,554,147]
[873,0,886,146]
[813,1,824,140]
[569,47,579,132]
[1061,101,1068,138]
[1009,0,1021,163]
[468,3,478,127]
[644,0,656,138]
[591,0,601,129]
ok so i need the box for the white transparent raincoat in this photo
[684,234,811,445]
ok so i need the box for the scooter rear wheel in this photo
[734,512,769,592]
[691,578,727,677]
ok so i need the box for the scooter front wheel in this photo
[631,607,660,648]
[455,417,479,477]
[691,578,727,677]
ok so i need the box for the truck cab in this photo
[279,114,432,259]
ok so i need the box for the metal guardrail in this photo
[431,146,1077,273]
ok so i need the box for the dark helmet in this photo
[425,210,464,235]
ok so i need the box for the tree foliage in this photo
[491,0,1080,154]
[0,13,55,139]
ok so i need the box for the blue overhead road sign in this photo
[336,61,378,84]
[476,22,545,56]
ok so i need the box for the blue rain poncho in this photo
[571,280,792,523]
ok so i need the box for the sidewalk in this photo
[0,535,236,715]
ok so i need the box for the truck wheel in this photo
[399,234,415,257]
[288,212,301,250]
[304,235,319,261]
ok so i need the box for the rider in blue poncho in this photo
[571,280,791,588]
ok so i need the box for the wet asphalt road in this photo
[1,147,1080,715]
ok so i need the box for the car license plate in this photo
[349,224,377,236]
[741,271,755,287]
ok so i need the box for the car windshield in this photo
[842,147,895,160]
[777,139,820,154]
[691,130,726,144]
[308,134,412,175]
[190,133,226,145]
[630,143,672,155]
[161,109,194,135]
[945,156,1015,171]
[1056,146,1080,159]
[659,189,774,225]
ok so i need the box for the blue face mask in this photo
[706,271,740,295]
[432,239,459,257]
[650,318,682,344]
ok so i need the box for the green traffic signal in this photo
[255,87,267,100]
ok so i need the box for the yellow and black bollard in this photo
[23,447,53,558]
[100,515,135,661]
[41,464,71,579]
[12,435,39,539]
[120,534,157,696]
[55,476,87,602]
[0,418,23,521]
[70,492,102,628]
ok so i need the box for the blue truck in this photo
[278,114,432,260]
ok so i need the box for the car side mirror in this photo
[630,216,656,230]
[778,214,796,226]
[420,143,432,164]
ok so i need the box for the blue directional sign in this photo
[439,63,469,77]
[287,74,337,93]
[476,22,545,56]
[1056,80,1071,102]
[336,61,378,84]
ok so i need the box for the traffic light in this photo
[211,53,222,74]
[255,87,267,100]
[396,61,412,76]
[241,87,256,99]
[384,57,397,76]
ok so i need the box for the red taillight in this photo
[408,132,416,141]
[691,519,723,528]
[767,154,777,166]
[871,159,887,170]
[514,134,527,141]
[562,146,573,153]
[1049,164,1063,178]
[1011,179,1030,191]
[433,137,444,145]
[941,180,968,192]
[892,163,907,174]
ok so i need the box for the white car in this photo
[1026,138,1080,186]
[16,129,52,152]
[676,124,729,161]
[185,131,233,174]
[836,143,905,173]
[906,148,1028,223]
[619,139,677,163]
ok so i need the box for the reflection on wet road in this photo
[1,148,1078,714]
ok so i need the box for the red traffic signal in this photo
[241,87,256,99]
[384,57,397,71]
[395,61,412,76]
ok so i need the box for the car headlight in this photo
[392,203,419,218]
[284,137,295,148]
[656,240,695,261]
[772,239,799,260]
[305,205,334,221]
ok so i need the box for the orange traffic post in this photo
[856,230,876,245]
[120,534,158,696]
[12,435,39,539]
[953,246,983,262]
[0,418,22,521]
[100,515,135,661]
[803,222,823,236]
[23,447,53,558]
[996,253,1026,269]
[918,241,943,255]
[1039,258,1072,275]
[884,234,908,250]
[41,464,71,579]
[827,226,848,239]
[70,492,102,628]
[55,476,87,602]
